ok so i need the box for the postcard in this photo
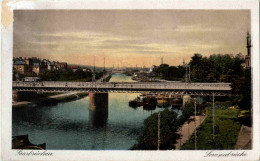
[1,0,259,160]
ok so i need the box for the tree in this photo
[131,109,179,150]
[238,68,251,111]
[190,53,203,68]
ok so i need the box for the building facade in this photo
[13,57,65,75]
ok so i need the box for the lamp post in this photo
[103,57,106,83]
[213,92,215,140]
[184,63,191,83]
[194,98,197,150]
[158,112,160,150]
[92,56,96,87]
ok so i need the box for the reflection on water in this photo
[12,73,182,150]
[89,93,108,128]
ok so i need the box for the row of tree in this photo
[153,53,245,83]
[13,69,104,82]
[153,64,185,81]
[153,53,251,111]
[189,53,244,83]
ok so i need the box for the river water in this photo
[12,73,181,150]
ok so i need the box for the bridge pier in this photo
[182,94,191,107]
[89,93,108,128]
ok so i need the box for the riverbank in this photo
[13,92,89,108]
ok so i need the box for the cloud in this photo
[174,24,228,33]
[13,10,250,66]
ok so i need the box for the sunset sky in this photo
[14,10,250,67]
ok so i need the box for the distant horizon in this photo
[14,10,250,67]
[13,51,246,68]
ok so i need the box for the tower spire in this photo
[92,56,96,82]
[247,31,252,56]
[245,31,252,68]
[103,57,105,72]
[94,56,95,72]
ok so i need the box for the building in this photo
[82,68,92,72]
[13,59,27,74]
[32,64,40,74]
[245,32,252,68]
[56,62,67,70]
[42,59,55,70]
[32,58,47,75]
[52,61,59,70]
[149,65,156,73]
[13,57,69,75]
[25,58,33,73]
[68,65,80,72]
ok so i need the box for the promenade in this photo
[174,115,206,150]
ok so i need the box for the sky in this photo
[13,10,250,67]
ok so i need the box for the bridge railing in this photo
[13,81,231,91]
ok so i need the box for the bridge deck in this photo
[13,81,231,96]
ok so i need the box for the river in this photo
[12,73,181,150]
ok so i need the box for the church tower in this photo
[245,32,252,68]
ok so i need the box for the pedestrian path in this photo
[48,92,78,98]
[234,125,252,149]
[174,115,206,150]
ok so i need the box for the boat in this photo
[171,98,182,107]
[157,99,170,108]
[142,97,157,110]
[129,96,157,110]
[129,97,143,108]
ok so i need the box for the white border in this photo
[1,0,259,161]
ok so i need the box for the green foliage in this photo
[153,53,251,111]
[189,53,251,111]
[13,69,37,81]
[131,109,180,150]
[189,53,244,83]
[238,68,251,110]
[38,69,94,82]
[177,101,195,126]
[181,108,241,150]
[153,64,185,81]
[132,101,197,150]
[205,101,233,109]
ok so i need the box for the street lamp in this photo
[212,92,215,140]
[194,98,197,150]
[157,112,160,150]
